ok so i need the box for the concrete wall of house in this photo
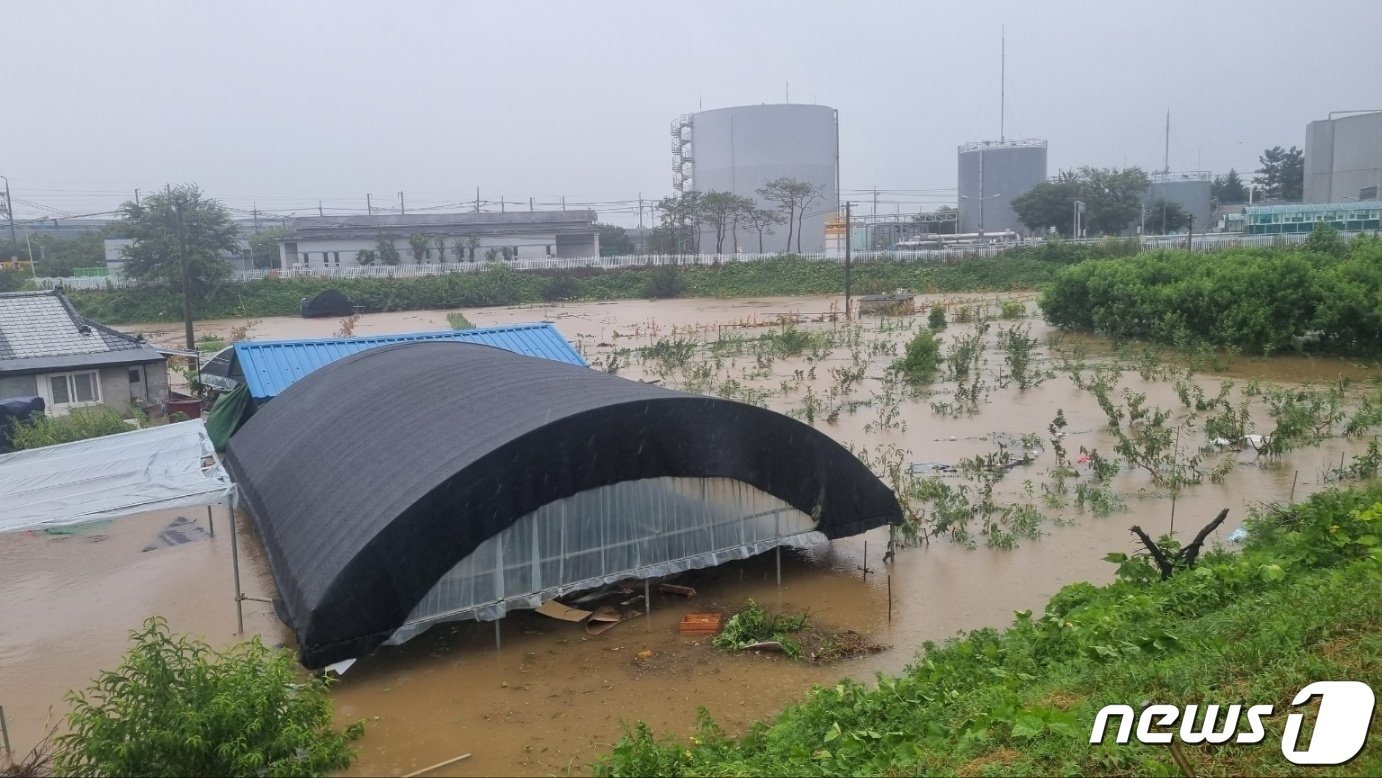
[0,374,39,398]
[0,363,167,416]
[282,233,596,268]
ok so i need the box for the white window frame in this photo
[38,370,103,414]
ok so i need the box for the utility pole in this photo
[1164,109,1171,174]
[638,194,643,229]
[173,193,195,351]
[500,195,505,213]
[1185,214,1194,251]
[1000,25,1006,142]
[561,196,566,211]
[844,202,853,319]
[366,193,373,215]
[318,201,323,217]
[475,187,481,213]
[2,175,16,250]
[530,196,534,213]
[1072,200,1084,240]
[134,188,141,206]
[398,191,406,215]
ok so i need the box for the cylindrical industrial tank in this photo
[956,139,1048,235]
[684,104,839,254]
[1146,172,1212,232]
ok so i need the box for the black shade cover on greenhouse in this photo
[299,288,355,318]
[224,342,901,668]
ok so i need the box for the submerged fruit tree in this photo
[54,617,363,777]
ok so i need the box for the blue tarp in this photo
[233,323,586,400]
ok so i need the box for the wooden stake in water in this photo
[1290,470,1299,502]
[862,540,868,582]
[887,575,893,624]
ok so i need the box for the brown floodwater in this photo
[5,295,1377,776]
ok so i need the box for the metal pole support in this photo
[0,704,10,756]
[228,500,244,635]
[206,504,215,537]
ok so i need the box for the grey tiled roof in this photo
[0,291,166,375]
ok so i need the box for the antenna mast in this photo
[1000,26,1005,142]
[1164,109,1171,173]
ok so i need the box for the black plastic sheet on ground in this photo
[299,288,355,318]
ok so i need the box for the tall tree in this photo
[742,207,784,253]
[757,178,824,253]
[1011,167,1149,236]
[699,191,756,254]
[1011,179,1081,237]
[1079,166,1151,235]
[596,223,636,256]
[1211,168,1249,204]
[375,235,401,265]
[407,233,430,262]
[1142,199,1190,234]
[656,191,703,253]
[118,185,238,294]
[1254,146,1304,201]
[242,227,286,270]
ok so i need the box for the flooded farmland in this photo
[5,293,1378,776]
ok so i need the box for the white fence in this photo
[27,230,1362,291]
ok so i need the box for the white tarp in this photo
[0,420,234,533]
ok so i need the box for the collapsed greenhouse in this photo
[224,341,902,668]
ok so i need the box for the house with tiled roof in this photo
[0,290,169,415]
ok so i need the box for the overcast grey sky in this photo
[5,0,1380,227]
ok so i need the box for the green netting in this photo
[205,384,254,452]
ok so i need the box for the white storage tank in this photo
[674,104,839,254]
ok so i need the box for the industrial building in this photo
[1244,201,1381,235]
[1145,171,1212,232]
[673,104,839,254]
[225,342,900,667]
[1304,110,1382,204]
[276,211,600,270]
[956,139,1047,235]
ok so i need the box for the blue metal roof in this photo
[234,323,586,400]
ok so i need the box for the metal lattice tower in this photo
[671,114,694,193]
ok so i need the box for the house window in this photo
[44,370,102,410]
[129,368,142,384]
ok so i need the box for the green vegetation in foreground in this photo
[595,483,1382,776]
[45,617,362,777]
[63,241,1113,325]
[8,406,138,451]
[1042,228,1382,356]
[447,311,474,330]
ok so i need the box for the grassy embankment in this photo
[595,483,1382,776]
[63,241,1118,325]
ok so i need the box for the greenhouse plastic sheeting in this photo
[388,476,826,644]
[0,420,234,533]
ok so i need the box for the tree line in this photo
[1009,145,1305,238]
[645,177,826,255]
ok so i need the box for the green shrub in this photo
[55,617,362,777]
[1040,237,1382,355]
[891,330,941,383]
[447,311,473,330]
[646,265,686,299]
[999,298,1026,319]
[927,305,948,330]
[10,407,133,450]
[542,274,581,302]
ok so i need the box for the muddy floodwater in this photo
[4,294,1378,776]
